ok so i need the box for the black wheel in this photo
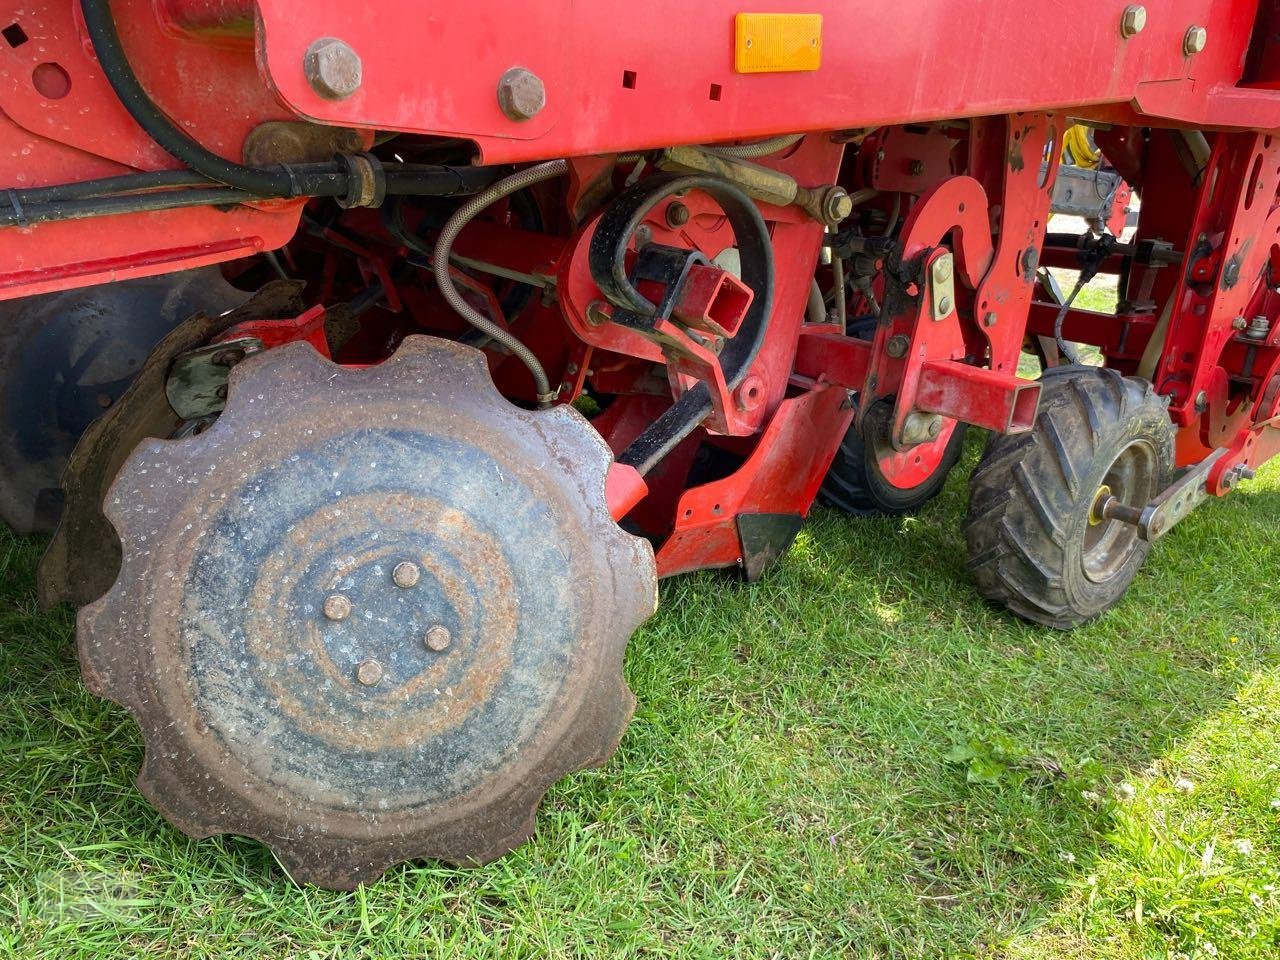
[820,399,967,517]
[964,365,1174,629]
[0,268,245,534]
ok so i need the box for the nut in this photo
[1120,5,1147,38]
[1183,25,1207,56]
[822,187,855,224]
[665,201,691,228]
[885,334,910,359]
[425,625,452,652]
[355,658,383,687]
[303,38,362,100]
[323,594,352,622]
[392,561,420,589]
[497,67,546,122]
[983,311,998,328]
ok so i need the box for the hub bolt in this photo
[355,658,383,687]
[497,67,546,121]
[425,625,452,652]
[1120,5,1147,39]
[303,38,362,100]
[392,561,421,588]
[323,594,352,621]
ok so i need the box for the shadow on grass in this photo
[1,443,1278,958]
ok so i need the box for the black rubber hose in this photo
[13,169,213,203]
[79,0,341,197]
[0,187,252,226]
[0,164,502,227]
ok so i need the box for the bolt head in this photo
[425,625,452,652]
[886,334,910,359]
[323,593,352,622]
[932,255,953,282]
[1183,25,1207,56]
[1120,5,1147,38]
[392,561,420,589]
[497,67,546,121]
[983,311,998,328]
[665,201,690,228]
[937,295,953,315]
[355,658,383,686]
[824,188,854,224]
[1194,389,1209,413]
[304,38,362,100]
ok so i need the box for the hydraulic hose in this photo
[0,164,501,227]
[432,160,569,405]
[704,134,804,159]
[76,0,501,206]
[78,0,326,197]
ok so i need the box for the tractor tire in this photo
[820,399,967,517]
[964,365,1174,629]
[0,268,245,534]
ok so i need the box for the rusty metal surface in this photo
[77,335,657,889]
[37,281,306,610]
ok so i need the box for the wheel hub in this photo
[78,336,657,888]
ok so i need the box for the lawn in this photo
[2,282,1280,957]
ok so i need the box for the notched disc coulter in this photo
[80,336,657,889]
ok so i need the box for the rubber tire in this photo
[964,365,1174,629]
[0,268,245,534]
[820,401,967,517]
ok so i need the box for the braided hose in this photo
[433,160,569,405]
[704,134,804,159]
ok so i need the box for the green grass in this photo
[3,269,1279,957]
[2,456,1278,958]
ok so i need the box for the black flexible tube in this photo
[78,0,334,197]
[0,187,252,226]
[0,164,502,227]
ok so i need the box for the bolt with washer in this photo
[1183,25,1207,56]
[303,38,362,100]
[1120,5,1147,38]
[497,67,546,121]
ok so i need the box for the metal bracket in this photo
[1097,448,1227,541]
[166,336,264,420]
[929,252,955,321]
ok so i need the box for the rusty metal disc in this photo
[79,336,656,889]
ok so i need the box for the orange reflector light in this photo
[734,13,823,73]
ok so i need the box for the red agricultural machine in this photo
[3,0,1279,888]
